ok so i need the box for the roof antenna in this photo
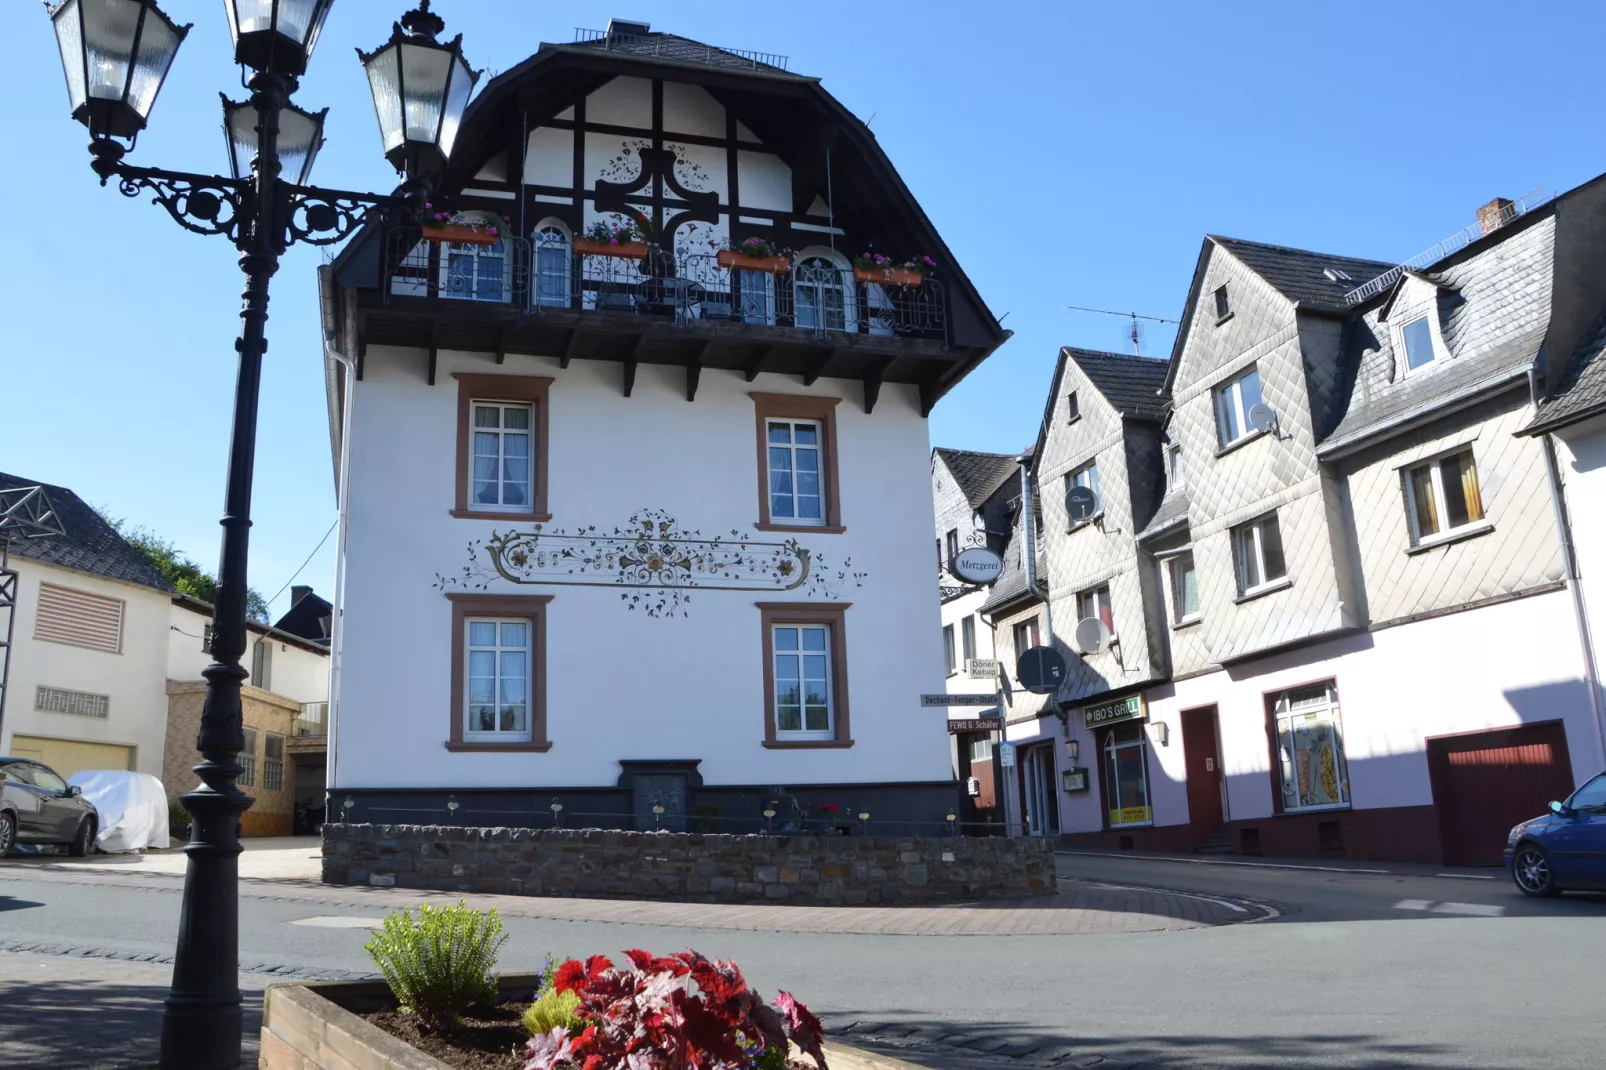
[1066,305,1179,355]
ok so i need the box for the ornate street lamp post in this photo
[44,2,478,1067]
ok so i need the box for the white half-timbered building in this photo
[319,22,1008,832]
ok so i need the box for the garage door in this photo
[8,735,134,780]
[1427,722,1576,867]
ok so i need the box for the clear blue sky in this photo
[4,1,1603,617]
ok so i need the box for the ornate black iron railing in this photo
[382,229,949,342]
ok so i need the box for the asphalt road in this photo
[1,853,1603,1069]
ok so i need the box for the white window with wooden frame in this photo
[943,623,957,676]
[1231,512,1288,597]
[1076,584,1114,633]
[758,603,851,747]
[33,583,124,654]
[1166,552,1200,625]
[1398,313,1439,373]
[1403,447,1487,547]
[1213,366,1263,448]
[446,594,551,752]
[1067,461,1102,524]
[750,394,843,533]
[452,374,552,521]
[1270,681,1350,813]
[1013,617,1041,654]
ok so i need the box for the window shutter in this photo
[33,584,124,653]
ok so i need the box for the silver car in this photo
[0,756,100,856]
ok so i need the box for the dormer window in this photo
[1213,285,1231,322]
[1400,314,1437,372]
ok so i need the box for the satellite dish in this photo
[1247,403,1278,434]
[1074,617,1113,656]
[1066,485,1097,522]
[1016,646,1068,695]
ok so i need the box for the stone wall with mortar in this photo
[321,823,1055,904]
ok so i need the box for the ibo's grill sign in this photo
[947,546,1004,585]
[1084,694,1145,728]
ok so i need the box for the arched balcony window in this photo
[532,218,572,308]
[792,247,856,334]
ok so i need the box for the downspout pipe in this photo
[319,267,358,814]
[1530,365,1606,769]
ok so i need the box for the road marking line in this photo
[1058,849,1390,875]
[1392,899,1505,917]
[1078,879,1249,913]
[289,916,385,929]
[1434,873,1497,880]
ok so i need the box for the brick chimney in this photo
[1477,197,1515,236]
[290,584,313,607]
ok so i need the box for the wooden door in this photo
[1427,722,1576,866]
[1181,707,1224,836]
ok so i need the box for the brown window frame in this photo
[757,601,853,749]
[446,593,553,752]
[750,392,845,533]
[452,373,554,521]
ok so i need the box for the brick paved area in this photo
[2,862,1262,935]
[0,951,264,1069]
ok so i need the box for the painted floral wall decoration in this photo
[435,509,866,618]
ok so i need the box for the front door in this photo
[1181,707,1224,838]
[1022,743,1059,837]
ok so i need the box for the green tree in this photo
[99,511,270,624]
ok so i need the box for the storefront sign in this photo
[948,716,1002,733]
[965,658,1001,679]
[1110,805,1153,825]
[1083,694,1145,729]
[948,546,1004,585]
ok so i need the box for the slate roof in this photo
[1137,486,1191,540]
[273,587,334,647]
[1212,237,1395,313]
[570,30,791,74]
[0,472,171,592]
[933,448,1020,510]
[1523,314,1606,435]
[1065,349,1170,420]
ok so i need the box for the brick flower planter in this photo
[260,978,923,1070]
[322,823,1056,905]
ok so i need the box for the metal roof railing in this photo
[1344,186,1551,306]
[572,28,788,71]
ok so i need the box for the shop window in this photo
[1271,681,1350,812]
[1103,721,1152,826]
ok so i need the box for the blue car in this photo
[1505,772,1606,896]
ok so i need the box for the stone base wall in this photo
[322,823,1056,904]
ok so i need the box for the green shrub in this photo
[522,986,584,1036]
[168,799,191,839]
[364,901,506,1031]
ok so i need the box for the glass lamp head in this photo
[223,0,335,76]
[357,1,480,176]
[48,0,190,140]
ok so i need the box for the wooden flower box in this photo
[419,223,500,247]
[574,238,649,260]
[717,250,791,273]
[853,266,924,287]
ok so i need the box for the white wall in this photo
[1553,415,1606,765]
[1061,589,1603,834]
[335,347,950,790]
[2,561,171,777]
[167,602,329,706]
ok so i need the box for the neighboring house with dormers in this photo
[943,174,1606,865]
[320,21,1009,833]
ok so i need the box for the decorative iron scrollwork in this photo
[115,167,247,240]
[286,185,392,247]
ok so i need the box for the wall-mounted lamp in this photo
[1065,738,1079,761]
[1151,722,1170,747]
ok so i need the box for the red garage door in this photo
[1427,722,1577,866]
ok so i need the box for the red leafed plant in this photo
[522,949,827,1070]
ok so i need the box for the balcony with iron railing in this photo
[380,230,949,342]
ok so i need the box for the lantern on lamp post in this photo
[42,2,478,1066]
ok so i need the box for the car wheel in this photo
[0,812,14,856]
[1511,842,1559,897]
[67,818,95,858]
